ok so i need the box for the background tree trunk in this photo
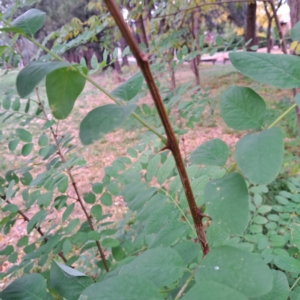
[135,16,149,48]
[191,7,200,86]
[120,37,129,66]
[245,2,257,51]
[289,0,300,27]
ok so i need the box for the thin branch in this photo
[104,0,209,256]
[1,195,68,263]
[174,264,200,300]
[35,88,109,272]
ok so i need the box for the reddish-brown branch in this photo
[35,88,109,272]
[1,196,67,263]
[104,0,209,256]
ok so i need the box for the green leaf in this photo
[111,73,143,101]
[16,61,70,98]
[38,134,48,146]
[9,138,19,151]
[16,128,32,142]
[50,261,93,300]
[235,127,284,184]
[257,205,272,214]
[6,179,15,200]
[20,171,33,186]
[149,220,188,248]
[63,239,72,255]
[37,191,53,207]
[127,147,138,158]
[144,203,177,234]
[0,245,14,255]
[204,173,249,235]
[273,255,300,273]
[290,223,300,249]
[8,251,17,263]
[46,66,86,119]
[102,238,120,248]
[182,281,247,300]
[100,192,112,206]
[220,86,266,130]
[88,231,101,241]
[107,247,184,287]
[195,246,273,297]
[62,203,75,223]
[79,274,163,300]
[2,203,18,213]
[58,176,68,193]
[92,182,103,194]
[79,104,136,145]
[83,192,96,204]
[146,154,161,182]
[252,270,289,300]
[27,210,46,233]
[2,97,11,109]
[22,143,34,156]
[11,9,45,36]
[190,139,229,166]
[0,273,46,300]
[17,236,28,247]
[157,155,175,185]
[12,98,20,111]
[173,240,200,265]
[291,22,300,42]
[91,205,102,221]
[229,52,300,89]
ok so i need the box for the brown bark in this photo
[191,7,200,86]
[120,37,129,66]
[135,15,149,48]
[264,2,273,53]
[289,0,300,27]
[245,2,257,51]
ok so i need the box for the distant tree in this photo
[288,0,300,26]
[245,2,257,51]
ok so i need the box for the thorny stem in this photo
[25,35,167,144]
[35,88,109,272]
[104,0,209,256]
[0,196,68,263]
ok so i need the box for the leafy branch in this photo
[35,87,109,272]
[0,195,68,263]
[23,35,167,144]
